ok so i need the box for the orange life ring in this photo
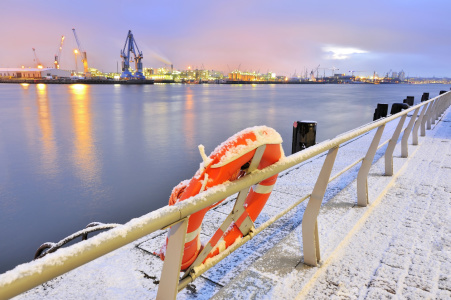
[159,126,283,270]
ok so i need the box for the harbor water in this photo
[0,83,448,273]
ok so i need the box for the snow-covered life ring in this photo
[159,126,284,270]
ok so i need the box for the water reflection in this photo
[184,87,196,150]
[68,84,101,190]
[20,83,30,90]
[35,84,59,177]
[143,101,159,151]
[112,86,125,153]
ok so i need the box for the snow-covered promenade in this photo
[6,105,451,299]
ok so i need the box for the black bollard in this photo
[406,96,414,106]
[390,103,409,115]
[373,108,379,121]
[378,103,388,117]
[292,121,316,154]
[373,103,388,121]
[421,92,429,102]
[439,90,447,95]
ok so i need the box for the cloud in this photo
[322,46,368,60]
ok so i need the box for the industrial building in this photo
[0,68,71,79]
[228,70,259,81]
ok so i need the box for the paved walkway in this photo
[13,107,450,299]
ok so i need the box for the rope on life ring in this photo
[158,126,284,271]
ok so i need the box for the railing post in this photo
[436,95,444,120]
[426,99,436,130]
[422,101,433,133]
[156,218,188,300]
[431,99,439,125]
[434,98,441,121]
[440,94,449,114]
[401,107,420,157]
[413,104,428,145]
[302,146,338,266]
[357,125,385,207]
[385,115,407,176]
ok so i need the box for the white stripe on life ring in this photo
[253,184,274,194]
[185,226,201,243]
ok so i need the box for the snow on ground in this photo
[10,108,450,299]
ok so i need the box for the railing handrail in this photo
[1,92,450,300]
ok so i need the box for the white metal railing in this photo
[0,91,450,300]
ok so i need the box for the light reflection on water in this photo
[68,84,106,216]
[68,84,99,184]
[36,84,58,178]
[0,83,449,273]
[184,87,196,152]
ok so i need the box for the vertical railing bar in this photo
[435,98,441,121]
[431,98,439,125]
[302,146,339,266]
[385,115,407,176]
[180,187,249,280]
[436,95,444,120]
[426,99,436,130]
[357,125,385,207]
[401,107,420,158]
[442,94,449,113]
[436,96,443,120]
[247,145,266,173]
[413,104,428,145]
[432,98,439,124]
[156,218,189,300]
[437,95,447,121]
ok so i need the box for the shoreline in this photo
[0,78,438,85]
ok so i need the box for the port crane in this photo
[32,48,43,69]
[120,30,144,79]
[330,66,339,76]
[317,66,339,78]
[318,67,328,78]
[72,28,90,77]
[54,35,65,69]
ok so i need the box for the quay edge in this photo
[0,79,155,85]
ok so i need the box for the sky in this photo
[1,0,450,77]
